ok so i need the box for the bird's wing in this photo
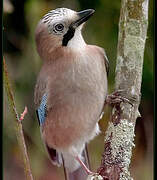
[36,92,62,166]
[94,47,109,120]
[102,49,109,76]
[36,93,47,126]
[36,93,90,174]
[94,46,109,76]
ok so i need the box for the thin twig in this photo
[20,107,28,121]
[3,57,34,180]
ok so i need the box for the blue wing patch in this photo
[36,93,47,126]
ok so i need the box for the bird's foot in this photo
[87,173,103,180]
[105,89,133,107]
[75,156,94,175]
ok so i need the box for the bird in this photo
[34,7,109,180]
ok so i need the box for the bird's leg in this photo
[105,89,133,107]
[75,156,93,175]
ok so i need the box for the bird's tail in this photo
[62,144,90,180]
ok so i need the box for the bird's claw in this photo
[105,90,133,107]
[87,173,103,180]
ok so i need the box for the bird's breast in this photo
[42,48,107,149]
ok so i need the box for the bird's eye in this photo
[54,23,64,32]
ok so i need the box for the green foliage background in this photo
[3,0,154,179]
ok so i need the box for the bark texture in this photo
[96,0,149,179]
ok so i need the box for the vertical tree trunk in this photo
[96,0,149,179]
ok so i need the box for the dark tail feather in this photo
[46,144,62,166]
[62,154,69,180]
[63,144,90,180]
[83,144,91,170]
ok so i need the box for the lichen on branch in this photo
[97,0,149,179]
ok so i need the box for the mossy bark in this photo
[96,0,149,179]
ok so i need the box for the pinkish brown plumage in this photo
[34,8,109,179]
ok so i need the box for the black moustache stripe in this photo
[62,26,75,46]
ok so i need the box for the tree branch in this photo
[96,0,149,179]
[3,57,34,180]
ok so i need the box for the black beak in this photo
[71,9,95,29]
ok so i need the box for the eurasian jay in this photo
[34,8,109,180]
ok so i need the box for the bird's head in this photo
[35,8,95,59]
